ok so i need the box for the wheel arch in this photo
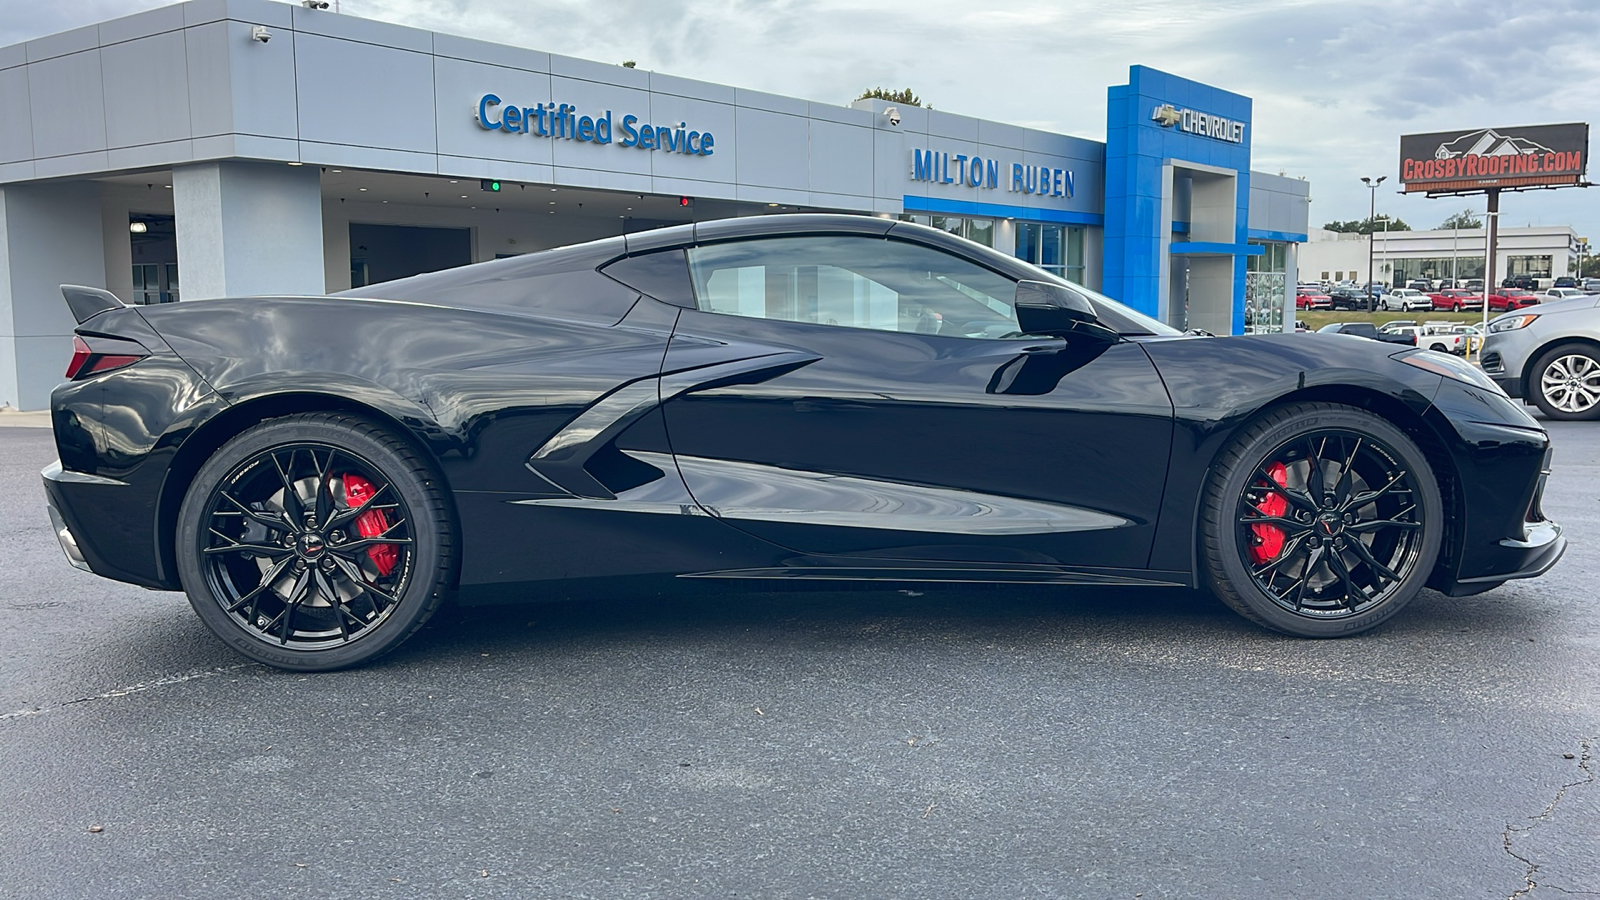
[1195,383,1465,590]
[1517,335,1600,400]
[155,391,457,590]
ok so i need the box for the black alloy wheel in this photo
[1201,402,1443,637]
[177,413,455,670]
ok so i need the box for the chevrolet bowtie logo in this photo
[1151,104,1182,128]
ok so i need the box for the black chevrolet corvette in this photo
[44,215,1563,670]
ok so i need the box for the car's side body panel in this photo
[659,309,1176,569]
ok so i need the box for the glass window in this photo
[1245,241,1288,335]
[1507,255,1553,278]
[686,236,1026,339]
[1040,226,1064,271]
[1015,223,1040,265]
[1064,227,1085,285]
[963,218,994,248]
[1015,223,1084,282]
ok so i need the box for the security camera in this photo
[885,107,901,127]
[250,25,271,42]
[302,0,330,8]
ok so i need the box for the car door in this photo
[653,232,1176,571]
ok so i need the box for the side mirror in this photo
[1014,280,1114,339]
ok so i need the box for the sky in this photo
[6,0,1600,240]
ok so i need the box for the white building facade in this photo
[1299,225,1581,288]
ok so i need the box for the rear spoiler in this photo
[61,284,126,324]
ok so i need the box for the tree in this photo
[1438,209,1482,229]
[855,87,922,107]
[1323,217,1412,234]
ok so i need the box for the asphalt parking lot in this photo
[1,413,1595,899]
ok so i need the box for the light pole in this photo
[1361,175,1387,310]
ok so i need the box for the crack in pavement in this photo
[0,664,253,722]
[1504,737,1597,900]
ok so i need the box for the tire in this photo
[1529,342,1600,421]
[1428,343,1448,353]
[1200,402,1444,638]
[176,412,456,671]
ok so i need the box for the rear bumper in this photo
[43,474,92,573]
[41,459,171,589]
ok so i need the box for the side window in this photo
[685,235,1024,339]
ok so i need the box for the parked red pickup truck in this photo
[1429,289,1483,311]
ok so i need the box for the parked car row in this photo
[1308,276,1600,297]
[1311,319,1482,356]
[1303,288,1574,313]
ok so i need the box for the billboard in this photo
[1398,123,1588,193]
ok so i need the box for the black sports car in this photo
[44,215,1564,670]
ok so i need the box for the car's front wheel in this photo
[1200,402,1443,637]
[176,412,456,671]
[1529,343,1600,421]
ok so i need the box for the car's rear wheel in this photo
[1200,402,1443,637]
[176,412,455,670]
[1529,343,1600,421]
[1428,342,1448,353]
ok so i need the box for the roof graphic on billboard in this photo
[1434,129,1553,160]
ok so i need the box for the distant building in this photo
[1299,225,1580,287]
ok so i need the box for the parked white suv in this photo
[1382,288,1434,312]
[1482,293,1600,420]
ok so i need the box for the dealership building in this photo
[0,0,1311,410]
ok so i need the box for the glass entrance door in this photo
[129,215,179,303]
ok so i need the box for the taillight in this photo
[65,334,148,380]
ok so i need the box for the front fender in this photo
[1137,333,1446,575]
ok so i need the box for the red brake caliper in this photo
[341,474,398,577]
[1249,462,1290,565]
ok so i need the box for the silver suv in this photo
[1482,294,1600,420]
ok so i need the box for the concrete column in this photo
[1082,226,1104,292]
[994,219,1016,260]
[0,181,108,410]
[173,161,325,300]
[1188,256,1235,336]
[322,199,352,293]
[1283,242,1299,333]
